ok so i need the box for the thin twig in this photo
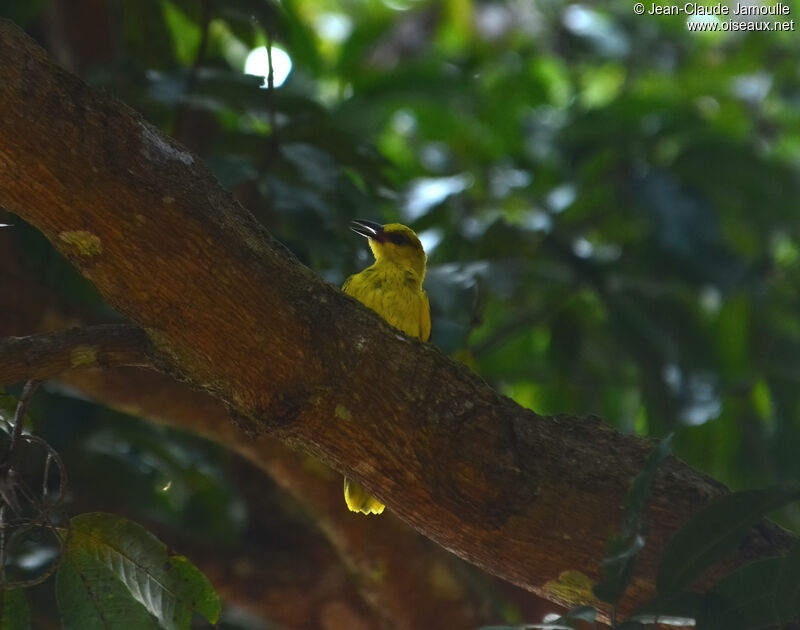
[0,400,69,588]
[5,379,41,465]
[262,27,281,167]
[42,452,52,501]
[1,521,65,589]
[0,506,5,582]
[265,32,276,130]
[25,434,68,514]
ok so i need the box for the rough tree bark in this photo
[0,241,546,629]
[60,365,549,629]
[0,18,794,619]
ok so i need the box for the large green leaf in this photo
[696,543,800,629]
[0,589,31,630]
[56,555,159,630]
[657,485,800,595]
[57,513,220,630]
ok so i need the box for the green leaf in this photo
[0,589,31,630]
[657,485,800,596]
[593,435,673,605]
[60,513,220,630]
[56,555,159,630]
[695,542,800,630]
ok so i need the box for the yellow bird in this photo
[342,220,431,515]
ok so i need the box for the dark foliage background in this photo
[2,0,800,627]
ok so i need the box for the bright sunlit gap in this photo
[418,228,444,255]
[314,13,353,42]
[244,46,292,88]
[403,174,474,220]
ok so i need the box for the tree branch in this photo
[0,241,547,628]
[0,324,154,384]
[0,18,794,617]
[55,366,547,628]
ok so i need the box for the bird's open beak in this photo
[350,220,385,241]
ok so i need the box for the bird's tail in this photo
[344,477,385,515]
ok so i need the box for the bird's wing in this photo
[342,274,355,296]
[419,290,431,342]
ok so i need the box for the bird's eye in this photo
[388,234,407,245]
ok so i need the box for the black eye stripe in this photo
[388,234,407,245]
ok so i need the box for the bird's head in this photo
[351,220,427,280]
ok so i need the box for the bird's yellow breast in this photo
[343,263,430,341]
